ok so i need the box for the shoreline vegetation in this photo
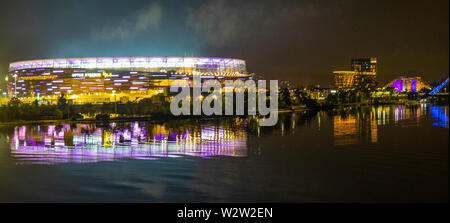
[0,88,448,127]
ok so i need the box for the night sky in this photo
[0,0,448,87]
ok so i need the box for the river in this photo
[0,104,448,202]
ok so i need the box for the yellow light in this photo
[101,71,112,78]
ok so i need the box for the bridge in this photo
[430,77,449,95]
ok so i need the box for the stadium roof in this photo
[9,57,246,71]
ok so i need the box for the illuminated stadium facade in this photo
[6,57,251,104]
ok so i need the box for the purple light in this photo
[9,122,248,165]
[9,56,245,72]
[411,79,417,92]
[391,79,403,92]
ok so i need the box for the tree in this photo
[7,97,22,120]
[325,94,338,106]
[57,94,69,118]
[419,88,431,94]
[279,88,292,109]
[385,87,397,94]
[80,103,96,116]
[57,94,67,108]
[8,97,21,108]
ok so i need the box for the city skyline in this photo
[0,0,448,88]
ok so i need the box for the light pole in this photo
[4,75,8,97]
[112,90,117,113]
[13,74,17,97]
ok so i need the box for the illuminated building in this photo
[6,57,251,104]
[333,58,377,91]
[305,86,331,100]
[351,58,377,73]
[384,76,431,92]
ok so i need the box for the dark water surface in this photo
[0,105,448,202]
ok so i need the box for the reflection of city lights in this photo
[430,106,449,128]
[10,122,248,165]
[333,116,358,146]
[333,105,431,146]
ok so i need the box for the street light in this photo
[112,90,117,113]
[13,74,18,96]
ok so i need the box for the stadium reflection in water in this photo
[6,105,449,165]
[8,120,248,165]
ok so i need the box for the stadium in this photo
[6,57,251,104]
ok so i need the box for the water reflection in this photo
[3,105,449,164]
[7,120,248,165]
[332,104,447,146]
[430,106,449,128]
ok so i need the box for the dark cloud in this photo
[188,0,449,86]
[94,2,163,40]
[185,0,326,48]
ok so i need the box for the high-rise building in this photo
[333,58,377,91]
[351,58,377,73]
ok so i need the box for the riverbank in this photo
[0,113,265,127]
[1,100,446,127]
[0,107,313,127]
